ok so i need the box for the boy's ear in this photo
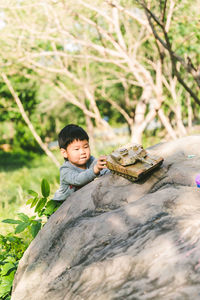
[60,148,68,158]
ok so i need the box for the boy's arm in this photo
[62,168,97,187]
[62,156,108,187]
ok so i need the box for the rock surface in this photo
[12,136,200,300]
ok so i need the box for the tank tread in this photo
[111,170,137,182]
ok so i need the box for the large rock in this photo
[12,136,200,300]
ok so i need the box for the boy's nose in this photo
[80,148,86,154]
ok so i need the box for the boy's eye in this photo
[84,145,89,148]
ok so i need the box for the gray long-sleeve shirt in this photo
[53,156,109,201]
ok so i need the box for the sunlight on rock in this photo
[78,255,134,293]
[107,214,127,232]
[12,136,200,300]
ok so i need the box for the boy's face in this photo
[61,139,90,169]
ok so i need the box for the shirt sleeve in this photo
[99,168,110,176]
[61,167,97,186]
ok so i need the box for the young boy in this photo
[53,124,109,202]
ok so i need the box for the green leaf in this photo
[34,197,47,213]
[32,219,42,224]
[29,216,36,220]
[17,213,29,223]
[30,222,42,238]
[0,262,15,297]
[1,262,16,276]
[26,197,34,205]
[15,222,30,234]
[2,219,22,225]
[38,210,45,217]
[30,196,39,208]
[4,256,16,264]
[43,200,60,216]
[41,179,50,197]
[0,277,13,298]
[27,189,38,197]
[2,266,17,277]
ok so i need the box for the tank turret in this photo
[106,143,163,181]
[110,144,154,166]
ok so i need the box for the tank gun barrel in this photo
[138,156,154,165]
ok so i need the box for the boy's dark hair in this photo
[58,124,89,149]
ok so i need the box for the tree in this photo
[1,73,60,167]
[0,0,199,145]
[136,0,200,104]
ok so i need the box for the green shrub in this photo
[0,178,60,299]
[26,178,62,218]
[0,234,28,300]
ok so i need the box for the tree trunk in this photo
[187,96,193,131]
[85,115,95,153]
[131,99,146,144]
[157,108,177,140]
[131,85,154,144]
[174,102,187,137]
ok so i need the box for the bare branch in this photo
[112,5,127,50]
[1,72,60,167]
[165,0,175,32]
[137,0,200,104]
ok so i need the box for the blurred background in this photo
[0,0,200,232]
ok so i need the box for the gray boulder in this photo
[12,136,200,300]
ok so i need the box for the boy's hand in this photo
[93,156,107,175]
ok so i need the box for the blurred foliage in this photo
[0,0,199,149]
[0,233,28,300]
[0,150,36,169]
[0,178,60,299]
[0,73,42,152]
[0,152,60,234]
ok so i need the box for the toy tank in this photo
[106,144,163,181]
